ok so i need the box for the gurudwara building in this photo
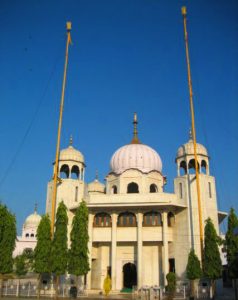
[45,114,226,291]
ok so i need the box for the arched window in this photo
[188,159,199,175]
[179,161,187,175]
[30,233,34,237]
[71,165,80,179]
[127,182,139,193]
[93,213,111,227]
[25,233,29,238]
[201,160,207,174]
[168,212,175,227]
[60,164,70,178]
[118,212,137,227]
[150,184,158,193]
[111,185,117,194]
[143,211,162,226]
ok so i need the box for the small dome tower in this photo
[174,130,219,260]
[175,130,209,176]
[22,204,41,238]
[46,136,86,214]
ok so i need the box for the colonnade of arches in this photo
[59,164,84,180]
[93,211,175,227]
[178,158,209,176]
[111,182,158,194]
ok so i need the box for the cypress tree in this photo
[34,214,51,296]
[225,208,238,299]
[203,218,222,298]
[68,201,90,288]
[186,249,202,299]
[0,204,16,297]
[0,204,16,274]
[15,255,27,277]
[51,201,68,296]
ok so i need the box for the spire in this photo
[34,203,38,214]
[189,128,193,141]
[69,135,73,146]
[95,169,98,181]
[131,112,140,144]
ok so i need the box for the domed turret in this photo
[88,172,105,194]
[176,131,209,176]
[176,131,208,158]
[57,136,85,181]
[110,113,162,175]
[22,205,41,238]
[59,138,84,163]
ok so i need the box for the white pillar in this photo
[162,211,169,286]
[137,212,143,289]
[87,213,94,289]
[111,213,117,290]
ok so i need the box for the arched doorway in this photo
[123,263,137,289]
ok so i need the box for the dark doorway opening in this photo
[123,263,137,289]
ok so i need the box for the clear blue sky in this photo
[0,0,237,233]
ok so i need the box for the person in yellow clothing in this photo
[103,274,112,296]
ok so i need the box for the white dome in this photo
[110,143,162,174]
[88,179,105,194]
[24,211,41,229]
[59,145,84,163]
[177,138,208,158]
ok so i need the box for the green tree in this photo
[203,218,222,298]
[186,249,202,299]
[51,201,68,297]
[0,204,16,297]
[34,214,51,297]
[68,200,89,289]
[15,255,27,277]
[22,248,34,272]
[225,208,238,300]
[166,272,176,300]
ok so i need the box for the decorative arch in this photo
[127,182,139,193]
[143,211,162,226]
[201,160,207,174]
[179,160,187,175]
[123,263,137,288]
[168,212,175,227]
[93,212,111,227]
[188,159,199,174]
[111,185,118,194]
[71,165,80,179]
[118,212,137,227]
[60,164,70,178]
[150,184,158,193]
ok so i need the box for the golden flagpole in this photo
[181,7,204,259]
[51,22,72,237]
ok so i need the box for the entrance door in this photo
[123,263,137,289]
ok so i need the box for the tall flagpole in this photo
[51,22,72,237]
[181,7,204,259]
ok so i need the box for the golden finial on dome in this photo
[189,128,193,141]
[95,169,99,181]
[131,112,140,144]
[69,135,73,146]
[34,203,38,214]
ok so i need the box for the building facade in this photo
[13,208,41,257]
[45,115,226,291]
